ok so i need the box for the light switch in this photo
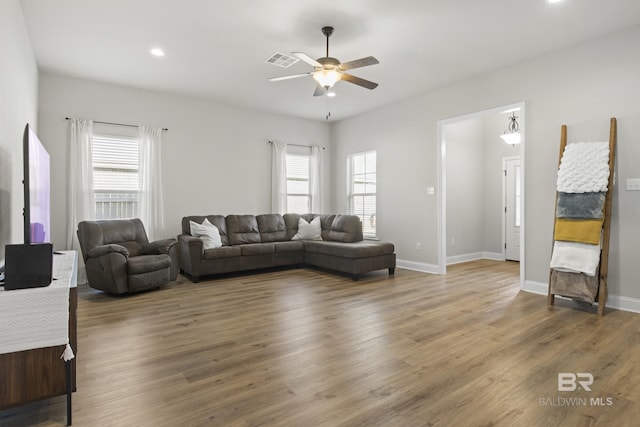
[427,187,435,196]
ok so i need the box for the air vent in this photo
[265,52,299,68]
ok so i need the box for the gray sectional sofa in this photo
[177,213,395,282]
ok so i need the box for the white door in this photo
[504,157,521,261]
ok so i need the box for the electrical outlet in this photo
[451,238,455,245]
[626,178,640,191]
[416,242,422,250]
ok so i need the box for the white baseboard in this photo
[396,259,440,275]
[523,280,640,314]
[397,252,503,275]
[447,251,504,265]
[481,251,504,261]
[606,294,640,314]
[523,280,548,295]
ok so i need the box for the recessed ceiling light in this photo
[150,48,165,57]
[548,0,563,3]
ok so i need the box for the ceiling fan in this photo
[269,26,379,96]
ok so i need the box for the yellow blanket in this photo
[554,218,603,245]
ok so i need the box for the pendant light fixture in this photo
[500,112,521,145]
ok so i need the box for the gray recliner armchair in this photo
[77,218,178,294]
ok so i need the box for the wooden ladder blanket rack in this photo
[547,117,616,316]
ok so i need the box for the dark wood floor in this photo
[2,260,639,426]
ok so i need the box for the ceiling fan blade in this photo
[339,56,379,71]
[292,52,322,67]
[269,73,311,82]
[341,73,379,90]
[313,82,326,97]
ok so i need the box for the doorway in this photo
[437,102,525,288]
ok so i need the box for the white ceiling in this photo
[20,0,640,122]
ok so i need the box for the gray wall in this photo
[38,73,332,248]
[0,0,39,266]
[333,26,640,305]
[444,118,485,258]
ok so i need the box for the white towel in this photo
[557,142,610,193]
[550,240,601,276]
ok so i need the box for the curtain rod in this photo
[65,117,168,131]
[268,141,325,150]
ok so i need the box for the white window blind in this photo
[286,153,311,214]
[92,134,139,220]
[348,150,377,238]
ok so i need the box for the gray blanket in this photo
[556,192,605,219]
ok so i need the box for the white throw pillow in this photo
[292,216,322,241]
[189,218,222,249]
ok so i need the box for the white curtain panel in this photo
[138,126,164,241]
[271,141,287,214]
[310,145,324,213]
[67,118,95,250]
[67,118,95,285]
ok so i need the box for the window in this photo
[92,134,139,220]
[271,142,323,214]
[348,150,377,238]
[286,152,311,213]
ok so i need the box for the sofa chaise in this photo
[177,213,395,282]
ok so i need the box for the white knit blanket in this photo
[557,142,610,193]
[0,251,77,359]
[550,240,601,276]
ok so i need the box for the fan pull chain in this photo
[326,95,331,120]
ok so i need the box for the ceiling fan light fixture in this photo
[268,25,379,111]
[312,68,341,89]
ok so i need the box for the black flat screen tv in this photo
[23,124,51,245]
